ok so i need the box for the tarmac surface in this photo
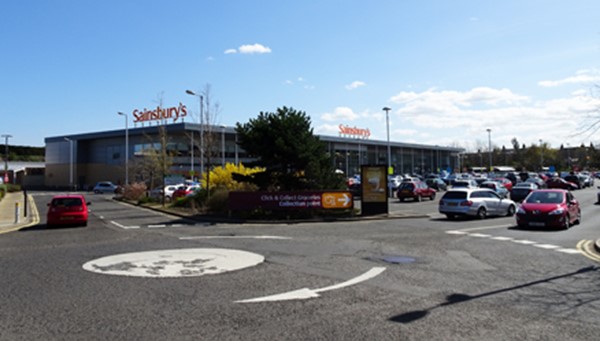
[2,190,600,256]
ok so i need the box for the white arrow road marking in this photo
[180,235,292,240]
[235,267,386,303]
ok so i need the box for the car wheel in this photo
[562,214,571,229]
[476,207,487,219]
[506,204,516,216]
[446,214,455,220]
[399,197,404,202]
[574,209,581,225]
[430,192,436,200]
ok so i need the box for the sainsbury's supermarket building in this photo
[44,108,463,189]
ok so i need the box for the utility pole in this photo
[1,134,12,184]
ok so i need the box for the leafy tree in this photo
[235,106,345,190]
[201,162,263,191]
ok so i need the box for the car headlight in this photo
[517,207,526,214]
[549,208,565,215]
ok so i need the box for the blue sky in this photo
[3,1,600,152]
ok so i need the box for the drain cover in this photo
[382,256,416,264]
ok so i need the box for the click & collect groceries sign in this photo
[229,191,353,211]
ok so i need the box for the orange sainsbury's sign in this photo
[338,124,370,139]
[132,103,188,123]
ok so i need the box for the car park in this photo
[510,182,538,202]
[492,177,513,192]
[438,188,517,220]
[524,177,546,189]
[388,175,403,192]
[563,173,582,189]
[46,194,90,227]
[515,189,580,229]
[397,181,436,202]
[92,181,119,194]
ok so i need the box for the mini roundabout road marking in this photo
[82,248,264,278]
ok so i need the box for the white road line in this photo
[110,220,140,229]
[446,230,468,235]
[534,244,560,249]
[148,224,166,228]
[455,224,513,232]
[491,236,513,241]
[556,248,581,254]
[314,267,386,293]
[469,233,491,238]
[180,235,293,240]
[513,240,537,245]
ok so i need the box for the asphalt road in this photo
[1,188,600,340]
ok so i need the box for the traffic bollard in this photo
[14,202,20,224]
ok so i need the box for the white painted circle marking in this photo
[82,248,264,278]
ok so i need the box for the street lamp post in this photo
[117,112,129,186]
[486,128,492,172]
[382,107,392,197]
[539,139,544,170]
[186,90,204,177]
[220,125,226,167]
[64,137,74,190]
[1,134,12,184]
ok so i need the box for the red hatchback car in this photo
[397,181,436,202]
[47,194,90,227]
[515,189,580,229]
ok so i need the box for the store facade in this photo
[44,120,463,189]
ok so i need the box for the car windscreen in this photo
[525,191,563,204]
[441,191,467,200]
[398,183,415,191]
[51,198,83,207]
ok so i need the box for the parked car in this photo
[150,184,183,201]
[388,175,403,192]
[510,182,539,202]
[92,181,119,194]
[426,178,447,191]
[546,177,578,191]
[492,177,513,192]
[479,181,509,198]
[525,177,546,189]
[438,188,517,220]
[172,185,201,199]
[451,179,479,189]
[562,172,582,189]
[516,189,581,229]
[46,194,90,227]
[397,181,436,202]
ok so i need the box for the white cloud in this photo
[390,87,529,108]
[321,107,360,122]
[538,69,600,87]
[224,43,272,55]
[345,81,366,90]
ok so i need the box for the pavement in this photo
[0,191,39,234]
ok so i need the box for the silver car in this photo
[439,188,517,220]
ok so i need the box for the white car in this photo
[93,181,119,194]
[150,184,183,201]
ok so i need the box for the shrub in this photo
[206,188,229,213]
[123,182,147,201]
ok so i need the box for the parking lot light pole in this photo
[117,112,129,186]
[486,128,492,172]
[64,137,74,190]
[383,107,392,197]
[1,134,12,184]
[539,139,544,170]
[186,90,204,177]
